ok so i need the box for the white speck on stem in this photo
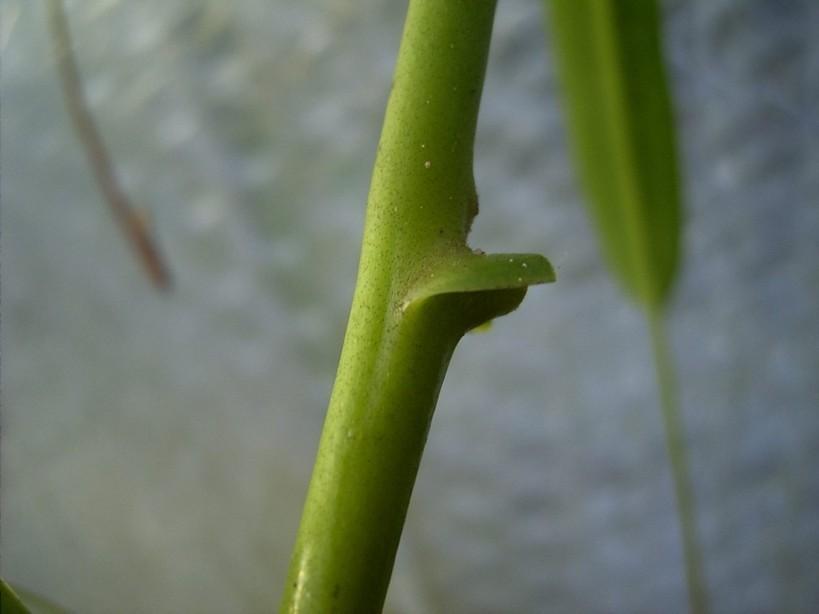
[424,160,431,169]
[522,262,528,268]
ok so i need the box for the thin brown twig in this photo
[47,0,172,291]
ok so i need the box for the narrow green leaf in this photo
[547,0,682,308]
[1,579,32,614]
[546,6,708,612]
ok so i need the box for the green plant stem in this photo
[648,309,708,614]
[279,1,553,612]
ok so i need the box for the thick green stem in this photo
[280,2,553,612]
[648,310,709,614]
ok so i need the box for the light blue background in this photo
[3,0,818,611]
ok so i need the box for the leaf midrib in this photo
[592,2,656,308]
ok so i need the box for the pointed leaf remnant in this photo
[407,253,555,307]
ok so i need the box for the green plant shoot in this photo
[280,1,554,612]
[545,1,708,613]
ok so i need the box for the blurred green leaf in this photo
[0,580,68,614]
[1,578,31,614]
[546,5,709,611]
[547,0,681,309]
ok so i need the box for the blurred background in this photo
[2,0,818,612]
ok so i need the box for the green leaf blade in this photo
[1,579,32,614]
[547,0,682,309]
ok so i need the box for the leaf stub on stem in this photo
[406,252,555,305]
[403,252,555,331]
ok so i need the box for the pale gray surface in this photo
[2,1,818,612]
